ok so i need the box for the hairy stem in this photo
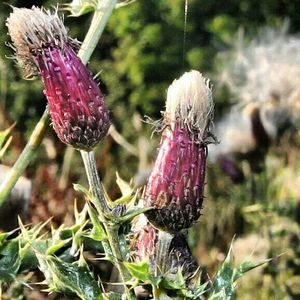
[80,150,135,299]
[0,0,117,205]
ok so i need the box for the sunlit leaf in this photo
[73,183,91,196]
[116,172,133,197]
[46,239,72,255]
[63,0,98,17]
[0,123,15,150]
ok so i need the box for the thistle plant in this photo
[0,3,267,300]
[7,7,110,150]
[144,70,214,233]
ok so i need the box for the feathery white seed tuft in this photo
[6,6,68,77]
[165,70,213,136]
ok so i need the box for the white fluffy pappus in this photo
[209,104,257,162]
[217,23,300,130]
[165,70,214,138]
[6,6,70,78]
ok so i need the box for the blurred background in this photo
[1,0,300,299]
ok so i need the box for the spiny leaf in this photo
[116,172,133,197]
[124,260,151,283]
[0,240,21,282]
[112,194,133,207]
[113,188,140,208]
[210,239,270,300]
[116,206,151,224]
[192,281,209,298]
[46,239,72,255]
[0,229,17,247]
[87,204,107,241]
[116,0,137,9]
[160,270,185,290]
[73,183,91,196]
[234,258,272,281]
[36,252,103,300]
[58,224,82,240]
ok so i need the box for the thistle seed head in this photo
[144,70,214,232]
[165,70,214,141]
[6,6,110,150]
[6,6,69,78]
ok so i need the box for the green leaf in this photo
[112,193,133,206]
[0,230,16,247]
[160,270,185,290]
[211,244,236,300]
[36,253,103,300]
[0,124,15,150]
[87,204,107,241]
[116,206,150,224]
[0,124,15,160]
[124,260,151,283]
[46,240,72,255]
[64,0,98,17]
[0,240,21,282]
[192,281,209,298]
[234,258,272,281]
[116,172,133,197]
[210,240,270,300]
[59,224,82,240]
[73,183,91,196]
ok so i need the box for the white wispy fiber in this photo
[217,23,300,130]
[6,6,69,77]
[209,104,256,161]
[165,70,214,138]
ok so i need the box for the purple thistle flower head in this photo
[6,7,110,150]
[144,70,214,233]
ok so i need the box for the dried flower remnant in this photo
[6,7,110,150]
[144,70,214,233]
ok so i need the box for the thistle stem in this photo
[0,108,50,206]
[80,150,110,215]
[80,150,135,300]
[78,0,118,64]
[0,1,117,205]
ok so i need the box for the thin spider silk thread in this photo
[182,0,188,68]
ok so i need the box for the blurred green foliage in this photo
[1,0,300,134]
[1,1,300,299]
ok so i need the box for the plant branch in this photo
[78,0,118,64]
[0,109,50,206]
[0,0,117,205]
[80,150,135,299]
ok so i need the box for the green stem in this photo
[80,150,135,300]
[0,0,117,205]
[78,0,118,64]
[0,109,50,206]
[80,150,110,215]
